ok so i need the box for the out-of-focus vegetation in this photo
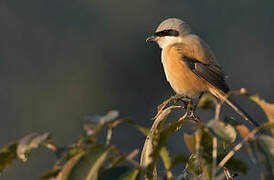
[0,89,273,180]
[1,1,274,179]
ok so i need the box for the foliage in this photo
[0,90,274,180]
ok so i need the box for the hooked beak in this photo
[146,35,156,43]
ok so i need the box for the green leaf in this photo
[197,95,215,110]
[223,116,242,126]
[193,128,247,176]
[199,128,213,160]
[56,145,112,180]
[159,147,173,179]
[140,107,172,168]
[207,120,236,143]
[99,166,139,180]
[140,106,184,180]
[149,116,187,179]
[159,147,171,170]
[110,155,127,167]
[17,132,51,162]
[57,147,85,163]
[152,115,188,157]
[40,166,62,180]
[86,147,112,180]
[170,154,188,168]
[0,142,18,172]
[133,125,149,136]
[255,135,274,179]
[185,154,202,176]
[121,169,139,180]
[259,122,274,131]
[223,157,248,175]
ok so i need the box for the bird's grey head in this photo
[146,18,192,48]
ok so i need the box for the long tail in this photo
[209,87,260,127]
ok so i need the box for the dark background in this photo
[0,0,273,179]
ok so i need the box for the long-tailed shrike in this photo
[146,18,259,127]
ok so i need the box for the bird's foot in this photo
[188,111,200,123]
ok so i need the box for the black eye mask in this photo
[154,29,179,37]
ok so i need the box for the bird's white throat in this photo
[157,36,182,49]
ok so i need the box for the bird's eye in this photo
[154,29,179,37]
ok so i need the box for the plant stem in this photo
[212,137,217,180]
[216,127,258,174]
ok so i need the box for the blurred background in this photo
[0,0,273,179]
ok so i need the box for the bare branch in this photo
[212,137,217,180]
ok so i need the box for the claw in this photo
[189,111,200,123]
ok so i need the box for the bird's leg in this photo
[192,92,204,113]
[189,93,204,122]
[174,94,192,108]
[175,94,193,119]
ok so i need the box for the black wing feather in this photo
[183,56,230,93]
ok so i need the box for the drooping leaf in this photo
[99,166,139,180]
[254,135,274,178]
[147,114,189,179]
[236,125,250,138]
[159,147,173,179]
[56,145,112,180]
[140,105,186,180]
[56,147,85,165]
[146,112,188,178]
[17,132,51,162]
[199,128,213,160]
[56,152,85,180]
[109,154,127,167]
[109,149,139,170]
[154,113,188,153]
[185,154,202,176]
[184,133,195,154]
[140,107,172,169]
[133,125,149,136]
[121,169,139,180]
[249,95,274,135]
[196,129,212,179]
[207,120,236,143]
[86,147,113,180]
[0,142,18,172]
[160,147,172,170]
[223,157,248,175]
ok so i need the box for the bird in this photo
[146,18,259,127]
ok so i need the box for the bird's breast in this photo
[161,47,207,98]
